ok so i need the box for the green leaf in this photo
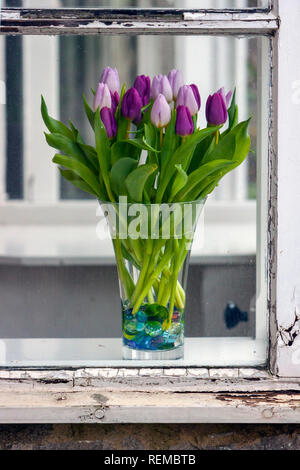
[44,133,87,165]
[83,94,95,130]
[228,88,238,131]
[160,110,176,174]
[41,96,74,140]
[123,137,159,154]
[110,158,138,197]
[117,115,129,142]
[94,111,115,201]
[121,243,141,270]
[203,119,250,166]
[59,169,98,197]
[156,126,219,203]
[111,141,141,166]
[116,83,126,121]
[125,163,158,203]
[187,133,215,174]
[144,123,158,151]
[174,159,235,202]
[77,142,99,172]
[53,154,104,198]
[169,164,188,201]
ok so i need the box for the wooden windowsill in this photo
[0,367,299,424]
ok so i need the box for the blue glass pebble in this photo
[137,310,147,323]
[136,322,145,332]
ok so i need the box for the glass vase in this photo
[99,198,205,360]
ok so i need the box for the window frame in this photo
[1,1,298,391]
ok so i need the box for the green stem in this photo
[167,238,186,327]
[132,242,173,314]
[215,130,219,145]
[130,239,153,308]
[147,287,155,304]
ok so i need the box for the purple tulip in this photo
[93,83,112,112]
[150,94,171,129]
[100,107,117,139]
[175,106,194,136]
[133,75,151,107]
[168,69,184,100]
[121,87,143,121]
[176,85,200,116]
[151,74,173,103]
[110,91,120,114]
[100,67,120,95]
[190,84,201,110]
[206,92,228,126]
[218,87,233,108]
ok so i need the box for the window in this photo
[1,0,297,380]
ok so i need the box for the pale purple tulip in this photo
[151,74,173,103]
[175,105,194,136]
[150,94,171,129]
[176,85,200,116]
[168,69,184,100]
[218,87,233,108]
[100,107,117,139]
[93,83,112,112]
[100,67,120,95]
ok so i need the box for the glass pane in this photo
[3,0,270,10]
[0,33,269,367]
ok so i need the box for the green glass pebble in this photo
[124,319,138,334]
[144,321,163,338]
[144,303,169,323]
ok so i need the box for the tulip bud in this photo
[121,87,143,121]
[150,94,171,129]
[110,91,120,114]
[100,107,117,139]
[190,84,201,110]
[151,74,173,103]
[100,67,120,95]
[217,87,233,108]
[133,75,151,107]
[176,85,200,116]
[175,105,194,136]
[93,83,112,112]
[168,69,184,100]
[206,92,228,126]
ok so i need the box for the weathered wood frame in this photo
[1,0,300,422]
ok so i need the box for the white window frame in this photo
[0,0,300,424]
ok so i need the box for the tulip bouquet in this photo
[42,66,250,357]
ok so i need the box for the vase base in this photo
[122,344,184,361]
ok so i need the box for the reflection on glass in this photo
[0,33,269,343]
